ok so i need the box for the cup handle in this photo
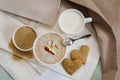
[84,17,92,23]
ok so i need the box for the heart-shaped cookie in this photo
[70,45,89,64]
[62,45,89,75]
[62,58,83,75]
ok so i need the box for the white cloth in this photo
[0,49,40,80]
[0,1,100,80]
[39,70,72,80]
[0,11,48,80]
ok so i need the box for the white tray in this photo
[0,11,100,80]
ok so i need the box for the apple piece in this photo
[45,46,55,55]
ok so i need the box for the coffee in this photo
[33,33,66,64]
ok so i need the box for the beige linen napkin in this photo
[68,0,120,80]
[0,0,61,25]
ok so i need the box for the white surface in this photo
[44,28,100,80]
[0,11,48,80]
[0,11,100,80]
[0,49,40,80]
[39,70,72,80]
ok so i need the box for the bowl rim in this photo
[12,25,37,51]
[33,31,66,66]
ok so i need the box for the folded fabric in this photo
[0,11,48,80]
[0,65,13,80]
[69,0,119,80]
[0,0,61,25]
[39,70,72,80]
[0,49,40,80]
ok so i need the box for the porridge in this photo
[34,33,66,64]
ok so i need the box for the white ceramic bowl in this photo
[33,32,66,66]
[12,26,37,51]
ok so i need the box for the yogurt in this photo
[59,9,84,34]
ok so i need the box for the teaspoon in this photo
[63,34,91,46]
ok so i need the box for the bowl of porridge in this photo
[33,32,66,66]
